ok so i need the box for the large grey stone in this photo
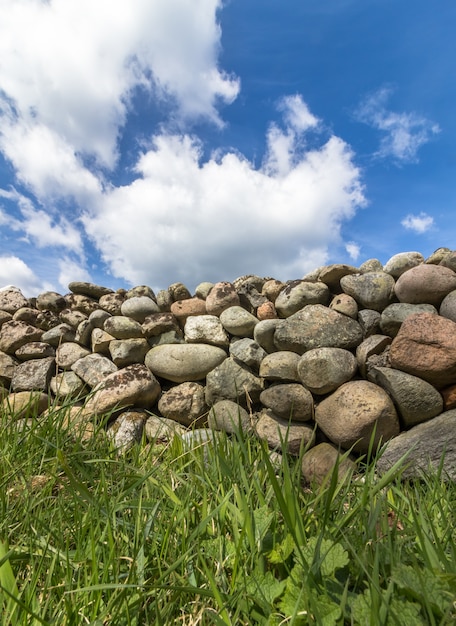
[208,399,252,434]
[15,342,55,361]
[64,294,99,315]
[107,411,147,452]
[87,309,111,328]
[50,371,87,399]
[103,316,144,339]
[439,290,456,323]
[259,351,300,382]
[380,303,437,337]
[356,335,392,379]
[255,409,315,455]
[68,282,113,298]
[91,328,114,354]
[368,366,443,428]
[205,357,264,405]
[358,309,381,337]
[145,343,227,383]
[0,350,17,385]
[41,324,75,347]
[376,410,456,481]
[59,309,88,329]
[109,338,149,367]
[259,383,314,421]
[229,338,266,371]
[317,264,359,292]
[184,315,229,347]
[85,364,161,415]
[158,382,208,426]
[274,304,362,354]
[36,291,66,313]
[297,347,357,395]
[0,320,43,354]
[98,292,125,315]
[301,443,356,486]
[121,296,159,322]
[219,306,258,337]
[0,287,29,313]
[275,281,329,317]
[71,353,118,387]
[11,357,55,392]
[383,252,424,278]
[253,319,280,353]
[56,342,91,370]
[340,272,395,312]
[75,319,94,347]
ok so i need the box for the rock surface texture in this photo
[1,248,456,481]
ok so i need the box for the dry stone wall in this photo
[1,247,456,483]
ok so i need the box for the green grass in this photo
[1,399,455,625]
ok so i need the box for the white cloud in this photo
[345,242,360,261]
[0,3,366,294]
[0,188,83,252]
[0,256,43,296]
[401,212,434,234]
[57,257,92,293]
[355,87,440,163]
[278,95,320,133]
[0,0,239,186]
[83,114,365,290]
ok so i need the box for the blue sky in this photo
[0,0,454,296]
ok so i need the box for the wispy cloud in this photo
[355,87,440,164]
[401,212,434,234]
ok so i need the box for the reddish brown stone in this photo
[170,297,207,324]
[256,301,277,320]
[390,312,456,388]
[440,384,456,410]
[205,282,240,316]
[395,264,456,306]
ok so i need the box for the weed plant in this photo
[1,399,455,625]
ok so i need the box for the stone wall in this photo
[1,247,456,483]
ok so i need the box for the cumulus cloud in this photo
[401,212,434,234]
[82,114,365,289]
[0,0,239,181]
[0,256,43,296]
[0,1,366,294]
[355,87,440,163]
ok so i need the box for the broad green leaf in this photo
[391,563,452,616]
[246,570,286,606]
[300,537,349,578]
[314,595,343,626]
[279,562,307,621]
[267,533,295,564]
[352,588,424,626]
